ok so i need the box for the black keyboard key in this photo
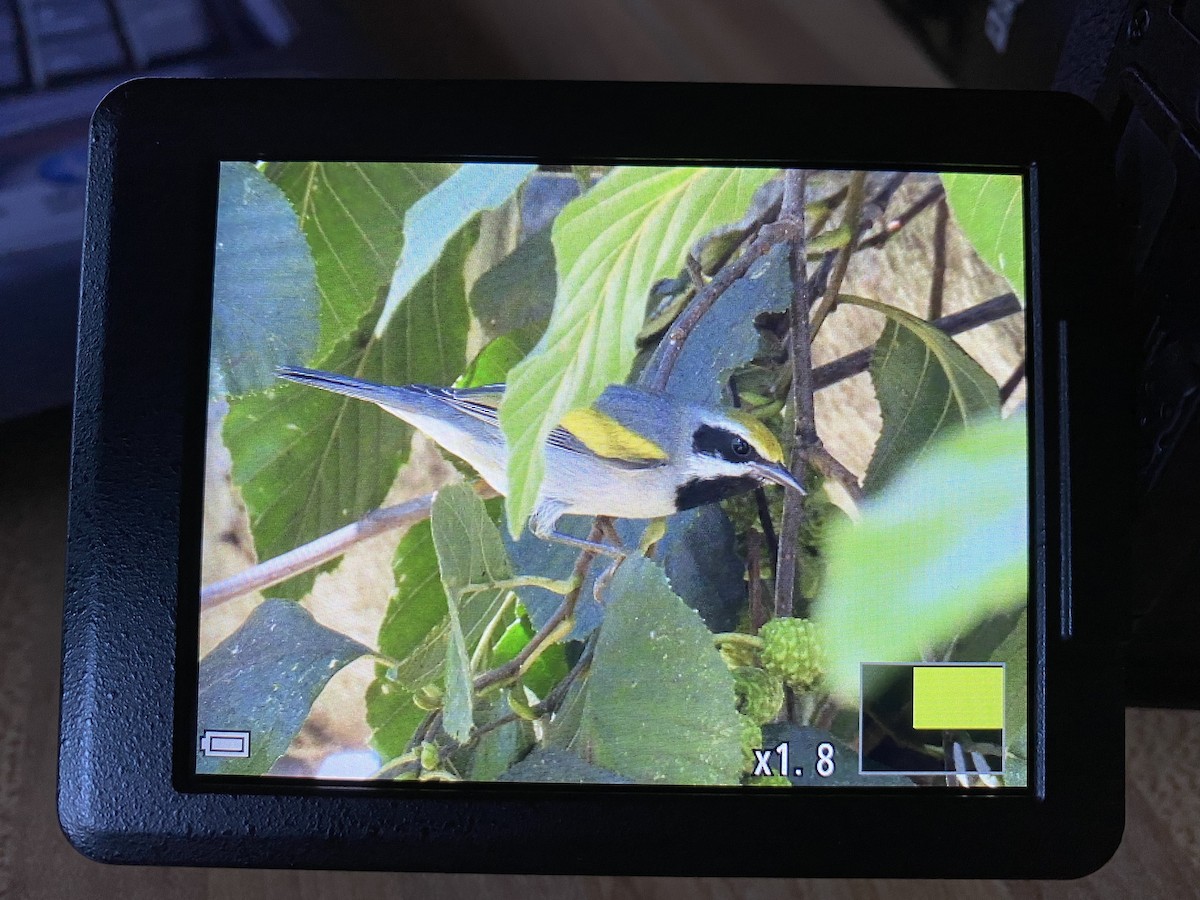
[37,26,125,81]
[112,0,214,64]
[26,0,110,37]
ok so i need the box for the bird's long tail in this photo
[276,366,406,407]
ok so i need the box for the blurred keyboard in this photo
[0,0,384,420]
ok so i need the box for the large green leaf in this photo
[561,556,743,785]
[941,173,1026,303]
[664,242,793,406]
[196,598,370,776]
[366,494,511,755]
[431,483,515,742]
[498,166,778,537]
[366,517,446,758]
[815,415,1028,701]
[211,162,318,396]
[843,295,1000,493]
[376,163,536,338]
[468,228,557,346]
[264,161,455,355]
[224,223,477,598]
[498,748,632,784]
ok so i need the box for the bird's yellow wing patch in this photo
[728,410,785,463]
[558,407,668,462]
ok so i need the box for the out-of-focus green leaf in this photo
[815,415,1028,701]
[940,173,1026,303]
[211,162,318,396]
[499,166,778,537]
[665,242,792,407]
[842,294,1000,494]
[224,223,477,598]
[431,483,515,742]
[990,611,1028,785]
[377,163,536,337]
[197,598,369,776]
[264,161,455,355]
[562,557,743,785]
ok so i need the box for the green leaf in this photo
[224,222,477,598]
[491,612,568,698]
[815,415,1028,701]
[197,598,369,775]
[211,162,318,396]
[431,483,515,742]
[469,228,557,346]
[664,242,793,407]
[377,163,536,337]
[564,556,743,785]
[455,334,527,389]
[498,748,633,784]
[264,162,455,356]
[499,166,778,537]
[940,173,1026,303]
[990,611,1028,785]
[841,294,1000,493]
[453,694,535,781]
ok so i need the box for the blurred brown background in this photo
[3,0,1198,897]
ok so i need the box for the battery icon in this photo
[199,729,251,758]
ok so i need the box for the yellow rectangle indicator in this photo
[912,665,1004,730]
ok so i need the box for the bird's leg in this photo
[596,515,625,548]
[532,519,627,560]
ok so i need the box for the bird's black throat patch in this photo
[675,475,759,511]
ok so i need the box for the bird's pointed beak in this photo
[750,461,806,495]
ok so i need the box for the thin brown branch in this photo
[747,529,767,632]
[774,169,813,620]
[858,182,946,250]
[810,445,865,503]
[929,198,949,320]
[201,481,499,608]
[812,293,1022,390]
[472,521,602,694]
[808,171,868,338]
[1000,360,1027,403]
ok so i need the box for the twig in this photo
[811,293,1022,390]
[753,489,778,570]
[773,170,814,620]
[1000,360,1026,403]
[642,218,802,392]
[747,529,767,632]
[809,445,864,503]
[928,198,949,320]
[808,171,868,338]
[200,481,499,608]
[472,521,602,694]
[858,182,945,250]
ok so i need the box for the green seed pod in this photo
[733,665,785,725]
[760,617,825,688]
[419,741,440,771]
[738,713,764,769]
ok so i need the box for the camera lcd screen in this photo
[198,161,1029,790]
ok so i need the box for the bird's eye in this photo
[731,437,751,457]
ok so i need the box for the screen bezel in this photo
[61,78,1127,876]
